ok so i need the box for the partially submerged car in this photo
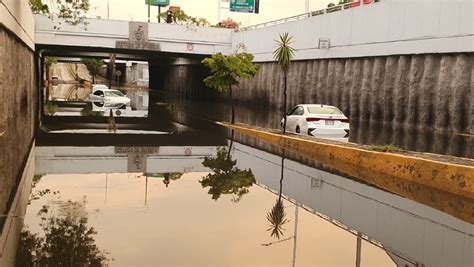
[88,88,131,107]
[281,104,350,137]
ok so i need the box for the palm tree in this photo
[273,33,295,134]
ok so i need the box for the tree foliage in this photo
[202,52,259,123]
[81,58,104,83]
[202,52,259,92]
[200,147,256,203]
[273,33,295,72]
[216,18,240,29]
[159,9,210,26]
[29,0,90,28]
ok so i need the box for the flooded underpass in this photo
[6,123,472,266]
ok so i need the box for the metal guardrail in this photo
[239,0,381,31]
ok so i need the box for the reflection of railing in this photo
[239,0,381,31]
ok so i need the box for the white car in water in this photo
[88,88,131,107]
[281,104,350,136]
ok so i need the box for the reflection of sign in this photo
[230,0,259,13]
[145,0,170,6]
[115,147,159,154]
[318,38,330,49]
[128,153,147,172]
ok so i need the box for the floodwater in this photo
[15,128,474,266]
[44,83,150,118]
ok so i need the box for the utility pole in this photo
[355,235,362,267]
[158,6,161,22]
[305,0,309,13]
[148,3,151,22]
[107,0,110,19]
[217,0,221,23]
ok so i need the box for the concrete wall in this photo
[0,0,36,251]
[236,54,473,134]
[234,0,473,62]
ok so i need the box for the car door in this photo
[286,106,302,133]
[292,106,305,133]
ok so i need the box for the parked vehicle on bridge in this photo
[281,104,350,137]
[88,88,131,106]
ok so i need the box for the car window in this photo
[307,106,343,115]
[296,107,304,115]
[288,106,298,115]
[93,90,104,97]
[105,90,125,97]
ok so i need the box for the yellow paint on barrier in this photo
[221,123,474,200]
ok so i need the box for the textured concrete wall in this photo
[0,27,37,224]
[235,54,473,134]
[160,53,473,158]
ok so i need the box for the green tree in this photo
[200,147,256,203]
[159,9,210,26]
[29,0,90,28]
[81,58,104,84]
[273,33,295,134]
[202,52,260,124]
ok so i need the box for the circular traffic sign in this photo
[115,70,122,76]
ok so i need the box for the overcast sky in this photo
[87,0,334,26]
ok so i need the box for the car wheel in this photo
[296,126,300,133]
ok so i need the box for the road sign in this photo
[230,0,259,13]
[115,70,122,76]
[145,0,170,6]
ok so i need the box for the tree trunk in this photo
[282,72,288,134]
[226,129,235,160]
[229,84,235,124]
[279,154,285,202]
[92,75,95,84]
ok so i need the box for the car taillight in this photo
[306,118,320,122]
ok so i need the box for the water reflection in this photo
[165,96,473,158]
[44,84,149,118]
[16,196,110,266]
[13,139,472,266]
[266,153,289,240]
[200,133,256,203]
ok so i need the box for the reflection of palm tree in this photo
[266,153,290,239]
[200,132,255,203]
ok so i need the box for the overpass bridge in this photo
[34,14,233,59]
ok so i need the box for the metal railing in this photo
[239,0,381,31]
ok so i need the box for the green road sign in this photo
[230,0,256,13]
[145,0,170,6]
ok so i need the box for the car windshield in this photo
[104,90,125,97]
[307,106,343,115]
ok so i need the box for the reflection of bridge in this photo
[35,15,232,58]
[231,143,473,267]
[35,146,216,174]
